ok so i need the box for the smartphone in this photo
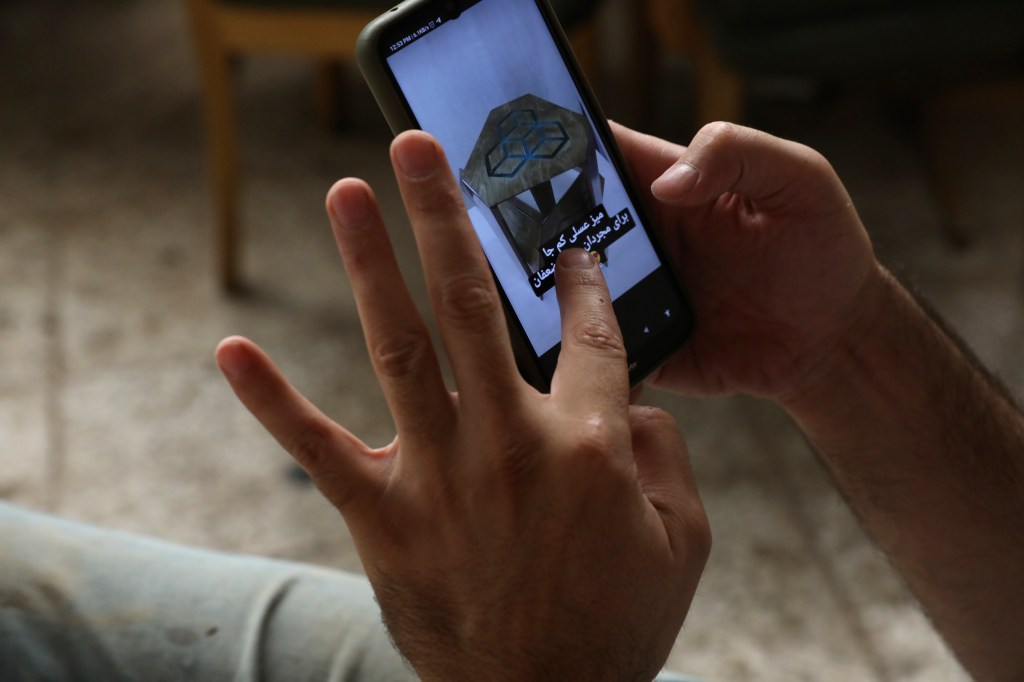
[357,0,693,390]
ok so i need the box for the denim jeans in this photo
[0,502,698,681]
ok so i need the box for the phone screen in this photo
[375,0,691,384]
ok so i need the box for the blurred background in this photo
[1,0,1022,679]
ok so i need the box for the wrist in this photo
[777,263,898,425]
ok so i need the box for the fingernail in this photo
[652,162,699,200]
[559,248,597,270]
[216,339,251,380]
[329,180,372,230]
[393,133,439,178]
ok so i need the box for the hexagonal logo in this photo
[485,109,569,178]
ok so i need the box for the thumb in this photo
[651,121,839,209]
[629,405,709,557]
[629,405,699,507]
[611,121,687,192]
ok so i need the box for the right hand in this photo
[613,122,886,401]
[218,131,710,682]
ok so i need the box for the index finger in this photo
[549,249,630,418]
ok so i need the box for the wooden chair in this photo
[182,0,605,291]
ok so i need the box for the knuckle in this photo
[796,145,841,185]
[563,415,626,474]
[568,317,626,358]
[372,327,431,378]
[579,415,618,452]
[438,275,499,330]
[557,264,604,291]
[495,430,543,485]
[490,404,544,484]
[410,183,465,216]
[283,420,335,473]
[693,121,760,171]
[798,144,830,170]
[633,406,680,434]
[663,489,712,561]
[695,120,739,150]
[686,508,713,561]
[467,401,545,491]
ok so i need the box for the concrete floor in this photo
[2,1,1022,680]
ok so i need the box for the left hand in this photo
[216,132,710,681]
[613,122,882,401]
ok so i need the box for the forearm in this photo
[782,265,1024,681]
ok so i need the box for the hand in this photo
[613,121,885,400]
[216,132,710,681]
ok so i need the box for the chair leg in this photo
[184,0,243,291]
[918,95,971,251]
[314,58,344,131]
[205,54,243,291]
[194,49,242,292]
[921,80,1024,256]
